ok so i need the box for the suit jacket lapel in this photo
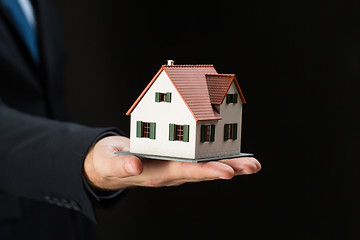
[32,0,64,90]
[30,0,67,120]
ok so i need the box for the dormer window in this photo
[155,92,172,103]
[226,94,238,104]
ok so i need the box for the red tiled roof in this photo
[126,64,246,121]
[163,65,221,120]
[206,74,246,105]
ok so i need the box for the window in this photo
[200,124,215,142]
[226,94,238,104]
[175,125,183,141]
[155,92,172,103]
[159,93,167,102]
[224,123,238,141]
[136,121,156,139]
[169,124,189,142]
[142,122,150,138]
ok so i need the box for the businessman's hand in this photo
[84,136,261,190]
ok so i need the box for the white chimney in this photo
[167,60,175,65]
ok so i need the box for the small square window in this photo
[226,94,238,104]
[136,121,156,139]
[155,92,172,103]
[201,124,215,142]
[169,124,189,142]
[224,123,237,141]
[160,93,167,102]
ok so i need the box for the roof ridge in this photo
[162,64,214,68]
[205,73,235,77]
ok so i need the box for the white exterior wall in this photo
[130,71,197,159]
[195,82,243,158]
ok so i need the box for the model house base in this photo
[115,151,254,163]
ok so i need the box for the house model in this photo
[126,60,247,160]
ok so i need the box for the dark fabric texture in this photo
[0,0,121,239]
[0,0,39,62]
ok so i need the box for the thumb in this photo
[106,154,143,178]
[85,143,144,190]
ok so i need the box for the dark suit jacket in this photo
[0,0,117,239]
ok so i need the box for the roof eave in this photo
[162,67,198,121]
[126,66,165,116]
[196,116,222,121]
[219,75,246,104]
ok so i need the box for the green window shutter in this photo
[150,122,156,139]
[200,125,206,142]
[183,125,189,142]
[226,94,231,104]
[169,124,175,141]
[224,124,229,141]
[166,92,172,102]
[233,94,238,103]
[210,124,215,142]
[155,92,160,102]
[136,121,142,138]
[232,123,238,140]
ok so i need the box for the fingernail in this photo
[235,170,251,175]
[219,175,232,180]
[125,161,138,175]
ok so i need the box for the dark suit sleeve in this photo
[0,99,119,222]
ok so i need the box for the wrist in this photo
[83,131,120,190]
[83,146,102,190]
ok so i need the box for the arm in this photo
[0,99,118,222]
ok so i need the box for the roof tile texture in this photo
[127,64,246,121]
[205,74,235,105]
[163,65,221,120]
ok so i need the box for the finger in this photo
[172,161,235,182]
[220,157,261,175]
[103,154,143,178]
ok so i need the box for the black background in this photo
[52,1,360,239]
